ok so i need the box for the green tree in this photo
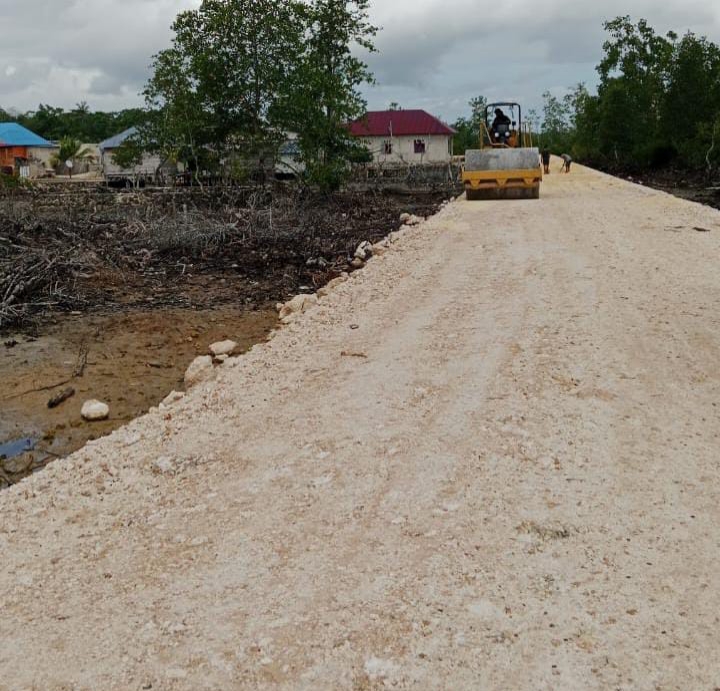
[540,91,573,153]
[661,33,720,167]
[149,0,302,175]
[452,95,487,153]
[277,0,377,190]
[596,16,677,167]
[50,137,93,177]
[144,46,211,180]
[111,137,146,187]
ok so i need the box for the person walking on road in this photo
[560,153,572,173]
[541,149,551,174]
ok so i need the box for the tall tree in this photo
[540,91,572,152]
[143,46,212,178]
[145,0,302,173]
[662,33,720,166]
[277,0,377,190]
[452,95,487,153]
[596,16,677,166]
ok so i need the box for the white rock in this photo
[209,340,238,356]
[354,241,373,260]
[404,214,422,226]
[184,355,214,387]
[81,400,110,421]
[162,390,185,407]
[399,212,411,223]
[350,258,365,270]
[278,294,318,320]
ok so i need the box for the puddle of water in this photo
[0,437,36,460]
[0,305,277,485]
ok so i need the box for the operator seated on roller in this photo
[491,108,512,144]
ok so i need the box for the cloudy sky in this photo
[1,0,719,123]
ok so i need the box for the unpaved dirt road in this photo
[2,164,720,690]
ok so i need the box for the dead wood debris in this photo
[1,184,446,331]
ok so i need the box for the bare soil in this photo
[0,306,276,487]
[2,164,720,689]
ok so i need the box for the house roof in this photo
[0,122,53,148]
[99,126,138,151]
[349,110,456,137]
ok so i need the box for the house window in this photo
[383,140,393,154]
[414,139,426,154]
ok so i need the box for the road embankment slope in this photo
[2,163,720,690]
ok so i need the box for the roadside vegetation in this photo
[453,16,720,180]
[141,0,376,191]
[0,102,145,144]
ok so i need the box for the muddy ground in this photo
[0,184,451,487]
[0,307,277,484]
[597,166,720,210]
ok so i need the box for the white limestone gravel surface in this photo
[2,163,720,690]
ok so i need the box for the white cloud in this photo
[0,0,718,122]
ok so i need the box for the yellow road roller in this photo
[462,102,542,200]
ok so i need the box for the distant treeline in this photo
[0,103,145,143]
[454,16,720,174]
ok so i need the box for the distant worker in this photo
[491,108,512,143]
[560,153,572,173]
[541,149,551,174]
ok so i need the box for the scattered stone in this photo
[2,453,33,475]
[215,354,229,363]
[350,258,365,270]
[152,456,176,475]
[317,274,349,299]
[184,356,214,387]
[354,241,373,260]
[81,400,110,421]
[209,340,238,357]
[399,212,411,223]
[278,294,318,320]
[404,214,423,226]
[162,391,185,407]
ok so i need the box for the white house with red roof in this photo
[348,109,456,165]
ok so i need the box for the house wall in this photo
[360,135,453,165]
[101,149,168,179]
[27,146,58,176]
[0,146,28,168]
